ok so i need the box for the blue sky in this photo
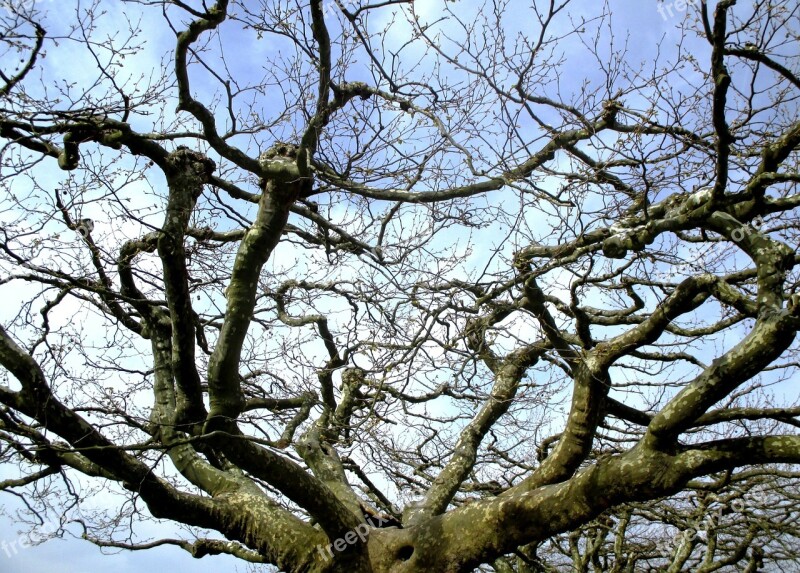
[0,496,254,573]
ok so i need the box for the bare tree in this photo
[1,1,799,572]
[524,467,800,572]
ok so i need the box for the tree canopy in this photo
[1,1,800,572]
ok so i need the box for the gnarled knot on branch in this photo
[259,142,300,162]
[602,98,623,120]
[341,367,365,388]
[165,146,216,191]
[258,141,311,197]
